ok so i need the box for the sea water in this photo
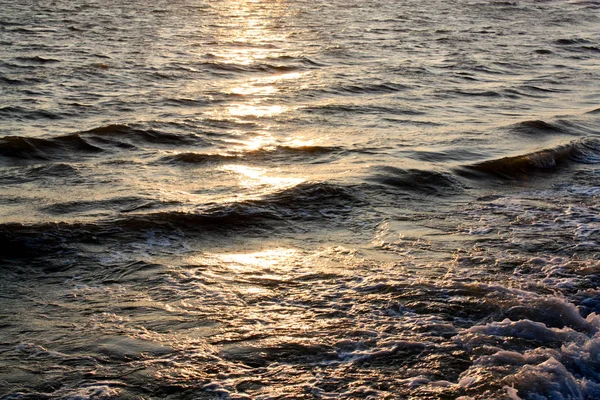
[1,0,600,398]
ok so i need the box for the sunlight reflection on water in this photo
[3,0,600,397]
[222,164,305,191]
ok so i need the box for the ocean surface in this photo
[1,0,600,398]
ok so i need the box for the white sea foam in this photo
[2,385,121,400]
[457,310,600,399]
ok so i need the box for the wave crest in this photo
[369,167,463,195]
[459,138,600,179]
[0,134,102,161]
[159,145,344,165]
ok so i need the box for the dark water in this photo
[2,0,600,398]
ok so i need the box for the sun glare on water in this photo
[206,0,305,125]
[222,164,305,192]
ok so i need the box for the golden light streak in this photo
[226,104,288,118]
[222,165,305,190]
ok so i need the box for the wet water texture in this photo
[1,0,600,399]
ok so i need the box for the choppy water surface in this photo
[2,0,600,398]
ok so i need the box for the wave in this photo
[512,119,599,136]
[40,196,176,215]
[161,152,238,165]
[197,118,260,131]
[302,104,424,116]
[519,85,562,94]
[458,138,600,179]
[509,120,567,135]
[0,105,62,120]
[554,38,594,45]
[0,210,276,258]
[0,182,359,258]
[122,182,358,227]
[164,97,209,107]
[329,82,409,95]
[0,124,208,163]
[224,79,410,102]
[368,166,463,195]
[0,75,43,85]
[13,55,60,64]
[79,124,200,146]
[265,55,324,67]
[253,181,358,209]
[0,163,80,184]
[553,38,600,54]
[409,148,483,163]
[0,76,23,85]
[447,89,503,98]
[504,87,561,100]
[0,134,102,161]
[199,61,300,75]
[159,145,344,166]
